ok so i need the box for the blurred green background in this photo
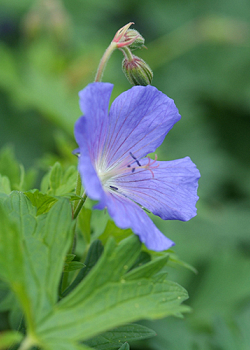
[0,0,250,349]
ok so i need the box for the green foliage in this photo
[99,220,133,244]
[0,147,36,191]
[78,207,92,244]
[41,162,78,196]
[0,175,11,195]
[64,254,85,272]
[1,0,250,348]
[0,192,73,344]
[0,168,188,350]
[24,190,57,215]
[117,344,129,350]
[61,239,104,299]
[0,331,23,350]
[35,236,187,349]
[84,324,155,349]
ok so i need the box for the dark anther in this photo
[110,186,118,191]
[132,168,135,173]
[129,151,141,166]
[129,151,136,159]
[127,164,131,167]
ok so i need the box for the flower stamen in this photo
[143,154,159,178]
[125,153,159,177]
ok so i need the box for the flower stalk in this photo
[94,22,140,82]
[94,41,117,82]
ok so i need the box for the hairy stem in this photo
[94,42,117,82]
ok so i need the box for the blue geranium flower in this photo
[74,82,200,251]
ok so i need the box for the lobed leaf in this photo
[0,192,73,331]
[24,189,57,215]
[0,193,188,350]
[36,236,188,347]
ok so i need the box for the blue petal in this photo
[74,82,113,203]
[75,117,105,204]
[104,192,175,251]
[78,82,113,164]
[104,85,181,168]
[114,157,200,221]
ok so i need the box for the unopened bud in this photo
[112,22,145,50]
[124,29,145,50]
[122,55,153,86]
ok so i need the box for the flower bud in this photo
[122,55,153,86]
[123,29,145,50]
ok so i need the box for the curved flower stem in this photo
[121,46,134,61]
[94,41,117,82]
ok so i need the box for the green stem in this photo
[60,191,87,294]
[60,176,87,294]
[17,334,39,350]
[121,46,134,61]
[73,192,88,219]
[94,41,117,82]
[74,171,83,212]
[61,39,115,295]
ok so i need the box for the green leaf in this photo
[9,306,23,332]
[40,171,50,193]
[99,220,132,244]
[41,341,93,350]
[65,254,76,262]
[84,324,156,349]
[61,240,104,298]
[47,162,78,196]
[78,207,92,244]
[118,343,130,350]
[0,331,23,349]
[0,147,22,190]
[0,146,36,191]
[35,236,188,348]
[0,192,73,336]
[168,255,197,274]
[0,175,11,194]
[49,162,63,194]
[24,189,57,215]
[129,251,151,270]
[125,255,169,281]
[64,261,85,272]
[0,281,15,312]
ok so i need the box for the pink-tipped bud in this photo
[123,29,145,50]
[112,22,145,49]
[122,55,153,86]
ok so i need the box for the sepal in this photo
[122,55,153,86]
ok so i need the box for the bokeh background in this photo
[1,0,250,349]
